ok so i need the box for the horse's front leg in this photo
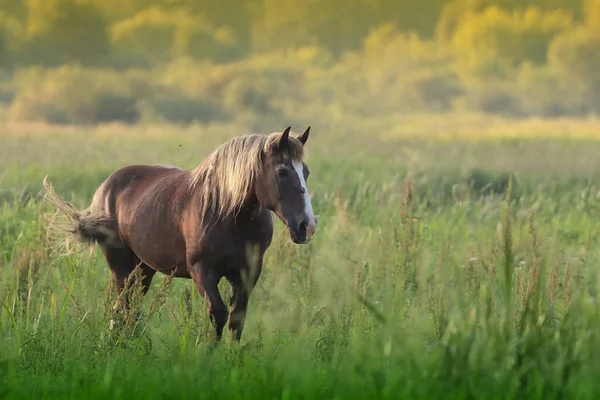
[227,257,263,341]
[189,262,228,340]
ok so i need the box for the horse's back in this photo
[91,164,187,217]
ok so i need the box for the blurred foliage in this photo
[9,66,145,124]
[0,0,598,124]
[548,24,600,113]
[20,0,110,66]
[451,6,572,79]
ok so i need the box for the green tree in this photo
[308,0,379,53]
[110,7,239,66]
[89,0,169,21]
[177,0,253,58]
[0,12,23,67]
[548,25,600,112]
[249,0,315,52]
[437,0,582,43]
[583,0,600,27]
[437,0,485,43]
[374,0,446,38]
[0,0,27,20]
[451,6,572,79]
[249,0,381,54]
[21,0,110,66]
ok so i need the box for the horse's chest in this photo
[200,223,272,272]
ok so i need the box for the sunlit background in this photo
[0,0,598,127]
[3,1,600,399]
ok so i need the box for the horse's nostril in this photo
[299,220,309,232]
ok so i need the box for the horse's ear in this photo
[297,126,310,145]
[278,126,291,150]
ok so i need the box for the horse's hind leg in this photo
[101,246,156,323]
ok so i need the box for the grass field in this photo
[3,116,600,399]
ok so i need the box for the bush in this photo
[584,0,600,27]
[222,76,276,115]
[451,6,573,79]
[349,25,463,114]
[548,25,600,113]
[9,66,143,124]
[456,81,524,117]
[149,57,304,121]
[109,7,187,67]
[141,92,229,124]
[110,7,240,66]
[219,61,306,116]
[19,0,109,66]
[0,16,9,67]
[0,11,22,68]
[151,57,222,98]
[515,64,585,117]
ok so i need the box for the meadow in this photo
[3,116,600,399]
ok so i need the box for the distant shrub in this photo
[9,66,142,124]
[110,7,240,66]
[548,25,600,113]
[142,91,229,124]
[584,0,600,27]
[394,69,464,112]
[222,76,275,115]
[451,6,573,79]
[0,18,9,68]
[363,25,449,68]
[466,168,515,196]
[0,11,22,68]
[110,7,186,66]
[150,57,305,120]
[457,81,524,117]
[515,64,585,117]
[436,0,481,43]
[151,57,218,97]
[219,62,305,116]
[0,69,12,104]
[19,0,109,66]
[343,25,464,114]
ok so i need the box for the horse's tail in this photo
[42,176,116,253]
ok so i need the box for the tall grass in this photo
[2,123,600,399]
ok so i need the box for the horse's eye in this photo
[277,169,290,178]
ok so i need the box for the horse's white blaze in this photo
[292,160,317,240]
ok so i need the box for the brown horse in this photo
[43,127,317,341]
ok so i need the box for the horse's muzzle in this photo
[290,217,317,244]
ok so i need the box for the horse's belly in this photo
[137,251,190,278]
[123,229,189,277]
[156,263,191,278]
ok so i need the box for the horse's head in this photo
[257,127,317,244]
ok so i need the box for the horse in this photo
[42,126,317,341]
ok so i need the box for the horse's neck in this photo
[237,192,261,218]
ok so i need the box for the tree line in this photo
[0,0,599,124]
[0,0,592,67]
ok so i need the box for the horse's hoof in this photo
[109,319,120,330]
[133,310,144,323]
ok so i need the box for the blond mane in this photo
[189,132,304,225]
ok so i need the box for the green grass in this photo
[3,120,600,399]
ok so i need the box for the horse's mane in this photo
[189,132,304,224]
